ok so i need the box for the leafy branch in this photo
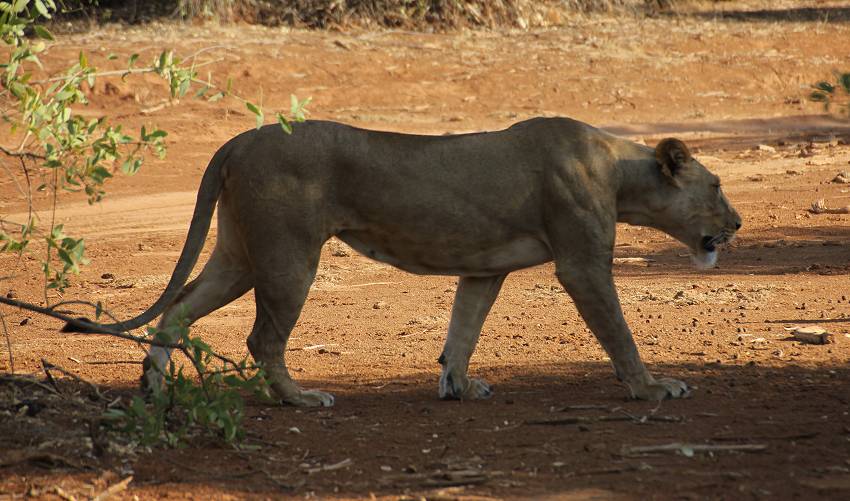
[0,293,272,445]
[1,0,309,294]
[1,0,304,446]
[809,71,850,116]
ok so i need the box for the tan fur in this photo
[96,117,741,406]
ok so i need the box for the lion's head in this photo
[642,138,741,269]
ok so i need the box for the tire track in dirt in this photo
[8,191,203,243]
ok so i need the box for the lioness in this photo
[65,117,741,406]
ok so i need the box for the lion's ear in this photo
[655,138,692,180]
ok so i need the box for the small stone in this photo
[756,144,776,153]
[373,301,388,309]
[831,172,850,184]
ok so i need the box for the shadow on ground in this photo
[613,225,850,278]
[2,361,849,499]
[684,5,850,23]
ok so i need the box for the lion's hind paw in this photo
[283,389,335,407]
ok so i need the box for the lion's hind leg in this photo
[143,249,253,392]
[247,247,334,408]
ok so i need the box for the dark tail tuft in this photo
[60,317,96,333]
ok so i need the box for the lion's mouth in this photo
[700,232,734,253]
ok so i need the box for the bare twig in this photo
[91,476,132,501]
[622,442,767,456]
[41,358,104,400]
[48,485,78,501]
[0,309,14,373]
[526,414,681,426]
[83,360,144,365]
[810,198,850,214]
[568,462,651,477]
[0,145,46,160]
[45,167,58,306]
[555,404,610,411]
[0,373,59,394]
[0,295,244,369]
[304,458,353,474]
[49,300,123,324]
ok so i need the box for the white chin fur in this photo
[692,250,718,270]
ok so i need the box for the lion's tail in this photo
[61,144,231,335]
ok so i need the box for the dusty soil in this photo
[2,2,850,500]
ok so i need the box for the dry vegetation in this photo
[74,0,675,28]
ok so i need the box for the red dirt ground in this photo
[2,2,850,500]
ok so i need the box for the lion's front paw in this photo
[629,377,689,401]
[283,389,335,407]
[439,371,493,400]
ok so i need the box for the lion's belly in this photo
[337,231,552,276]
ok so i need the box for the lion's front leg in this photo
[556,261,689,401]
[438,274,506,400]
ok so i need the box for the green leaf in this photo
[177,77,190,98]
[245,101,261,116]
[11,0,28,14]
[128,53,139,68]
[840,73,850,93]
[79,51,88,69]
[33,25,54,40]
[277,113,292,134]
[814,81,834,93]
[809,90,828,102]
[246,102,264,129]
[194,85,210,98]
[34,0,51,18]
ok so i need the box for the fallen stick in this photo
[341,281,402,288]
[809,199,850,214]
[49,485,78,501]
[613,257,655,266]
[305,458,353,474]
[569,462,651,477]
[526,414,681,426]
[555,404,609,412]
[41,358,104,400]
[623,442,767,456]
[398,328,436,339]
[0,374,59,394]
[92,476,132,501]
[83,360,144,365]
[711,431,819,441]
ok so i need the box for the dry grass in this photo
[176,1,659,28]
